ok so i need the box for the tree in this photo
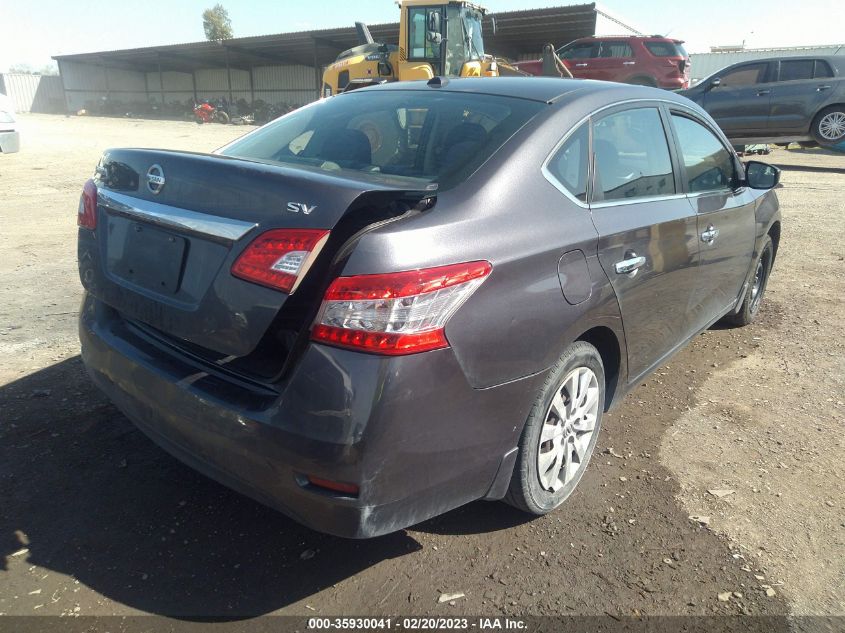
[203,4,233,41]
[7,63,59,75]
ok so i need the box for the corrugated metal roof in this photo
[53,4,599,72]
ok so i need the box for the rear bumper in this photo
[80,293,543,537]
[657,75,688,90]
[0,130,20,153]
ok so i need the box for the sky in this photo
[1,0,844,72]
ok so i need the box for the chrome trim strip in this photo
[591,193,687,209]
[98,189,257,243]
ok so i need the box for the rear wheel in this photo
[504,341,605,515]
[723,235,773,327]
[214,110,230,124]
[811,106,845,145]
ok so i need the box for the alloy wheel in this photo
[537,366,600,492]
[819,111,845,141]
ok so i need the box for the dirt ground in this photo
[0,114,843,623]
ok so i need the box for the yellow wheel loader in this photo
[322,1,527,97]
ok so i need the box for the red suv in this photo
[515,36,691,90]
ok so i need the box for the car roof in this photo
[729,55,842,65]
[344,77,627,104]
[576,35,681,41]
[720,55,844,75]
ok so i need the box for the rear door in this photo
[768,59,836,133]
[702,61,773,134]
[587,104,701,381]
[590,40,636,82]
[667,109,756,330]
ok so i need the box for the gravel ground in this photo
[0,114,842,623]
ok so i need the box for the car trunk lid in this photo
[80,148,433,364]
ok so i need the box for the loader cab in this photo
[404,2,487,77]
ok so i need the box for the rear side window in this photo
[220,91,544,191]
[547,123,589,201]
[599,42,633,58]
[779,59,815,81]
[718,63,768,87]
[671,115,736,193]
[815,60,834,78]
[645,41,685,57]
[592,108,675,202]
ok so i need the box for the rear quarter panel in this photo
[341,92,628,390]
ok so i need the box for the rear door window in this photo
[670,114,737,193]
[718,63,768,87]
[779,59,815,81]
[599,41,633,58]
[592,107,675,202]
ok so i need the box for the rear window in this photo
[220,91,544,191]
[645,41,687,58]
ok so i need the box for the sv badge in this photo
[287,202,317,215]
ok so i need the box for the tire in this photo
[811,105,845,145]
[723,235,774,327]
[194,115,204,125]
[504,341,605,515]
[215,110,230,124]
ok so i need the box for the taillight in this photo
[77,179,97,230]
[311,261,492,356]
[306,476,359,496]
[231,228,329,294]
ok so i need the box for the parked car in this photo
[680,56,845,146]
[0,92,20,153]
[78,78,780,538]
[514,36,691,89]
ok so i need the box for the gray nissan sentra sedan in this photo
[78,78,781,538]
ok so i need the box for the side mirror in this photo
[745,161,780,189]
[708,77,721,90]
[426,31,442,44]
[427,10,441,33]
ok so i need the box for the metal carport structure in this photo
[52,3,634,114]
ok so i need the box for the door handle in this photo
[575,63,589,67]
[614,254,646,276]
[817,84,832,91]
[623,61,636,65]
[701,225,719,243]
[756,89,771,96]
